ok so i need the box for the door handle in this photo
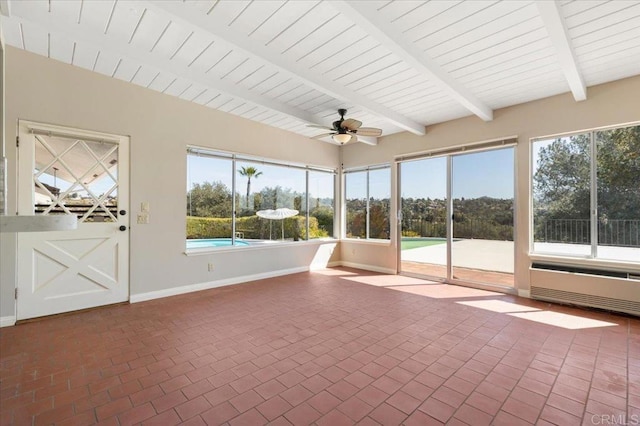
[119,225,127,231]
[119,210,126,215]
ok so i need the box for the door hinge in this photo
[14,288,18,299]
[16,136,19,147]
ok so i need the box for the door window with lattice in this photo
[33,133,119,223]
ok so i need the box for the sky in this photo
[188,147,516,202]
[38,168,118,199]
[401,147,515,199]
[41,147,516,203]
[188,156,335,199]
[345,167,390,199]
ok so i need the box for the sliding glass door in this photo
[400,157,448,279]
[399,146,515,288]
[451,148,514,286]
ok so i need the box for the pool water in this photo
[186,238,250,249]
[401,237,447,250]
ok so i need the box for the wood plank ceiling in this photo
[1,0,639,145]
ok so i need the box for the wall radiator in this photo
[530,263,640,317]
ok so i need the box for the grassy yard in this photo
[401,238,447,250]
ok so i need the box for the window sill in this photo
[528,253,640,273]
[184,238,337,256]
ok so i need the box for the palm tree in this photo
[238,166,262,209]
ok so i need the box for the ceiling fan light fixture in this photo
[332,133,352,144]
[309,109,380,145]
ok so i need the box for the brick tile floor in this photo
[1,267,639,425]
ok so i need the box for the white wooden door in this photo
[16,121,129,320]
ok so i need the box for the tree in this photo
[533,133,591,220]
[348,210,366,238]
[595,126,640,220]
[238,166,263,209]
[369,202,390,239]
[258,186,299,210]
[311,206,334,236]
[187,181,232,217]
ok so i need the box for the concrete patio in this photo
[401,239,515,274]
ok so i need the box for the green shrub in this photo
[186,215,327,240]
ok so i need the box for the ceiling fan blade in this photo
[306,124,332,130]
[355,127,383,137]
[341,118,362,130]
[311,132,336,139]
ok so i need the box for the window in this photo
[344,166,391,240]
[187,155,233,241]
[309,171,335,238]
[531,123,640,262]
[187,148,335,249]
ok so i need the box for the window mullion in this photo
[590,131,598,258]
[232,157,237,245]
[366,170,370,240]
[305,170,310,241]
[446,155,453,281]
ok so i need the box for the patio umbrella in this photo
[256,208,299,240]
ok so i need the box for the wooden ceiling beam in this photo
[143,0,426,136]
[536,0,587,101]
[331,1,494,122]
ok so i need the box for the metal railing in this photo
[537,219,590,245]
[403,218,513,241]
[403,217,640,247]
[536,219,640,247]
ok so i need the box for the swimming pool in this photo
[401,237,447,250]
[186,238,250,249]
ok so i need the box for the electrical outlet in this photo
[208,263,215,272]
[141,201,150,212]
[351,249,356,255]
[137,214,149,224]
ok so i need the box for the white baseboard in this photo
[130,266,310,303]
[0,316,16,327]
[518,289,531,298]
[339,261,396,275]
[131,261,399,304]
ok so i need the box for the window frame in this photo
[186,146,336,252]
[343,164,391,241]
[529,121,640,264]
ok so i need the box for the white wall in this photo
[0,47,341,319]
[341,74,640,294]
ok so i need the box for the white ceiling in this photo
[1,0,639,145]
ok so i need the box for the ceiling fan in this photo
[308,109,383,145]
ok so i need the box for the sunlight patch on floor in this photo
[389,284,502,299]
[457,300,541,313]
[340,274,439,287]
[508,311,619,329]
[457,299,621,329]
